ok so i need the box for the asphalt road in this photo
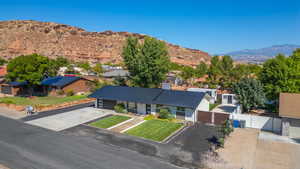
[0,116,182,169]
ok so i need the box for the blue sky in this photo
[0,0,299,54]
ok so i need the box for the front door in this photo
[228,95,233,104]
[176,111,185,120]
[146,104,151,114]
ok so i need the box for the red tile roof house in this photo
[279,93,300,140]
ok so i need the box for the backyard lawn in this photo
[125,119,183,142]
[90,115,131,129]
[0,95,87,106]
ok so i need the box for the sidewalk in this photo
[110,117,144,133]
[0,107,26,119]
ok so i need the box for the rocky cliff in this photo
[0,20,211,66]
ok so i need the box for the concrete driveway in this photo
[26,107,111,131]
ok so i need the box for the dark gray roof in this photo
[89,86,162,104]
[153,90,205,109]
[8,81,27,86]
[89,85,206,109]
[41,76,81,88]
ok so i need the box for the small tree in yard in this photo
[233,78,266,113]
[218,119,234,147]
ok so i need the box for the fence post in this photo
[211,112,215,124]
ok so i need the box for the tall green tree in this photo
[233,78,266,113]
[92,63,104,76]
[259,53,300,101]
[6,54,54,85]
[122,36,170,88]
[208,55,221,85]
[179,66,196,84]
[49,56,70,75]
[0,57,7,66]
[195,61,208,78]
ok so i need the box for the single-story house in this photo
[280,93,300,139]
[0,81,28,96]
[164,72,183,86]
[102,69,129,80]
[89,85,210,122]
[221,93,238,105]
[41,76,93,96]
[187,88,217,103]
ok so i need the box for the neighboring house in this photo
[58,66,90,76]
[41,76,93,96]
[0,81,28,96]
[102,69,129,80]
[101,65,123,71]
[89,85,210,122]
[0,66,7,85]
[164,72,183,86]
[187,88,217,103]
[221,93,238,105]
[279,93,300,139]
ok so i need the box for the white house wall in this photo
[150,104,156,115]
[137,103,146,115]
[185,108,194,121]
[230,114,282,133]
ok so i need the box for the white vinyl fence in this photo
[230,114,282,133]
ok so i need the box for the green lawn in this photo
[90,115,131,129]
[0,95,87,106]
[125,119,183,142]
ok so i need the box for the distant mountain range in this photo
[223,44,300,63]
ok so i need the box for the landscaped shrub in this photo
[219,119,234,137]
[57,90,64,96]
[144,114,156,120]
[114,103,127,113]
[66,90,74,96]
[217,119,234,148]
[158,108,173,119]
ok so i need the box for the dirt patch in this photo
[0,98,94,112]
[217,128,259,169]
[254,140,300,169]
[217,128,300,169]
[0,164,10,169]
[34,98,95,112]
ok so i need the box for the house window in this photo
[176,107,185,117]
[128,102,137,113]
[177,106,185,112]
